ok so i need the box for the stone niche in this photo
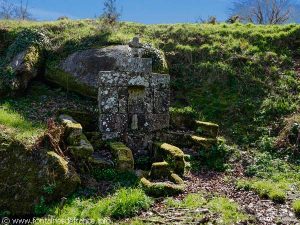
[98,38,170,157]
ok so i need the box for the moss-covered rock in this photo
[45,66,98,99]
[154,142,187,176]
[0,133,80,216]
[149,162,171,180]
[1,45,43,95]
[140,175,185,197]
[59,114,83,136]
[191,135,218,149]
[169,107,199,130]
[194,121,219,138]
[108,142,134,171]
[59,114,94,159]
[58,110,98,132]
[68,134,94,159]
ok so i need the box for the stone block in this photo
[127,133,154,157]
[59,114,82,137]
[151,74,170,89]
[153,88,170,114]
[116,57,152,74]
[128,75,150,87]
[99,114,127,134]
[128,86,146,114]
[148,114,170,131]
[98,87,118,114]
[118,87,128,113]
[108,142,134,171]
[98,71,128,87]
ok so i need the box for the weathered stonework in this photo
[98,38,170,157]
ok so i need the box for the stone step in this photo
[141,173,185,197]
[153,142,188,176]
[194,121,219,138]
[158,131,218,150]
[190,135,218,149]
[149,161,171,180]
[89,152,114,169]
[108,142,134,171]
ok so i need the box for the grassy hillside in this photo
[1,20,300,145]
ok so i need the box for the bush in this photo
[193,140,235,172]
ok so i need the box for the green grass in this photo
[165,193,248,225]
[292,199,300,217]
[207,197,248,225]
[237,179,288,203]
[34,188,153,224]
[0,106,44,141]
[165,193,207,209]
[237,151,300,204]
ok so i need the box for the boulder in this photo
[0,133,80,216]
[8,46,42,93]
[45,45,168,98]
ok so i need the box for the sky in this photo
[8,0,300,23]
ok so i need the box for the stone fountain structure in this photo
[98,37,170,157]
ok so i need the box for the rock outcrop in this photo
[45,45,168,98]
[0,46,42,96]
[0,133,80,216]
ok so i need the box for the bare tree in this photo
[0,0,33,20]
[16,0,32,20]
[230,0,299,24]
[101,0,121,24]
[0,0,17,19]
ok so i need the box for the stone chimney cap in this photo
[129,37,143,48]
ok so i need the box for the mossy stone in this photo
[0,133,80,216]
[191,135,218,149]
[141,177,185,197]
[108,142,134,171]
[149,161,171,180]
[194,121,219,138]
[59,114,83,137]
[45,66,97,99]
[154,142,186,176]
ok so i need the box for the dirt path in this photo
[131,170,299,225]
[186,171,298,225]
